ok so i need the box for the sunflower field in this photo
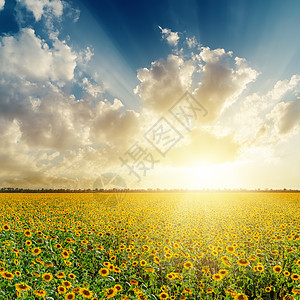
[0,192,299,300]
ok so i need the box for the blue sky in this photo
[1,0,300,106]
[71,0,300,105]
[0,0,299,189]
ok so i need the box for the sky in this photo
[0,0,299,190]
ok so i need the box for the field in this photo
[0,193,299,300]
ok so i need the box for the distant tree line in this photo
[0,187,299,193]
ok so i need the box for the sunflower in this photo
[24,230,32,237]
[130,279,138,285]
[137,294,148,300]
[234,293,248,300]
[72,287,81,294]
[32,248,42,255]
[104,287,117,299]
[65,292,75,300]
[65,260,72,266]
[265,287,272,292]
[226,289,236,296]
[212,274,223,281]
[226,245,235,253]
[291,273,300,280]
[42,273,53,281]
[80,288,93,298]
[113,266,121,273]
[206,288,214,294]
[283,296,295,300]
[15,283,31,292]
[2,224,10,231]
[183,261,193,269]
[45,262,54,267]
[68,273,76,280]
[99,268,109,276]
[108,265,115,271]
[256,264,264,272]
[61,250,70,259]
[57,271,66,278]
[283,271,290,276]
[140,260,147,266]
[153,256,160,263]
[237,258,249,267]
[15,271,21,276]
[159,292,169,299]
[292,288,300,295]
[34,289,46,297]
[219,269,228,276]
[1,271,14,279]
[273,265,282,273]
[248,255,257,261]
[32,271,40,277]
[62,281,72,289]
[114,284,122,292]
[25,240,32,246]
[58,285,67,294]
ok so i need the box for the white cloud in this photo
[158,26,180,47]
[135,46,258,124]
[0,0,5,11]
[135,54,195,112]
[186,36,197,48]
[1,19,299,189]
[0,11,143,188]
[269,100,300,135]
[0,74,141,187]
[17,0,63,21]
[64,2,80,23]
[0,28,76,82]
[90,99,140,145]
[82,77,103,98]
[199,47,230,63]
[231,74,300,146]
[135,46,257,121]
[266,75,300,100]
[194,48,258,121]
[77,46,94,66]
[51,39,77,81]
